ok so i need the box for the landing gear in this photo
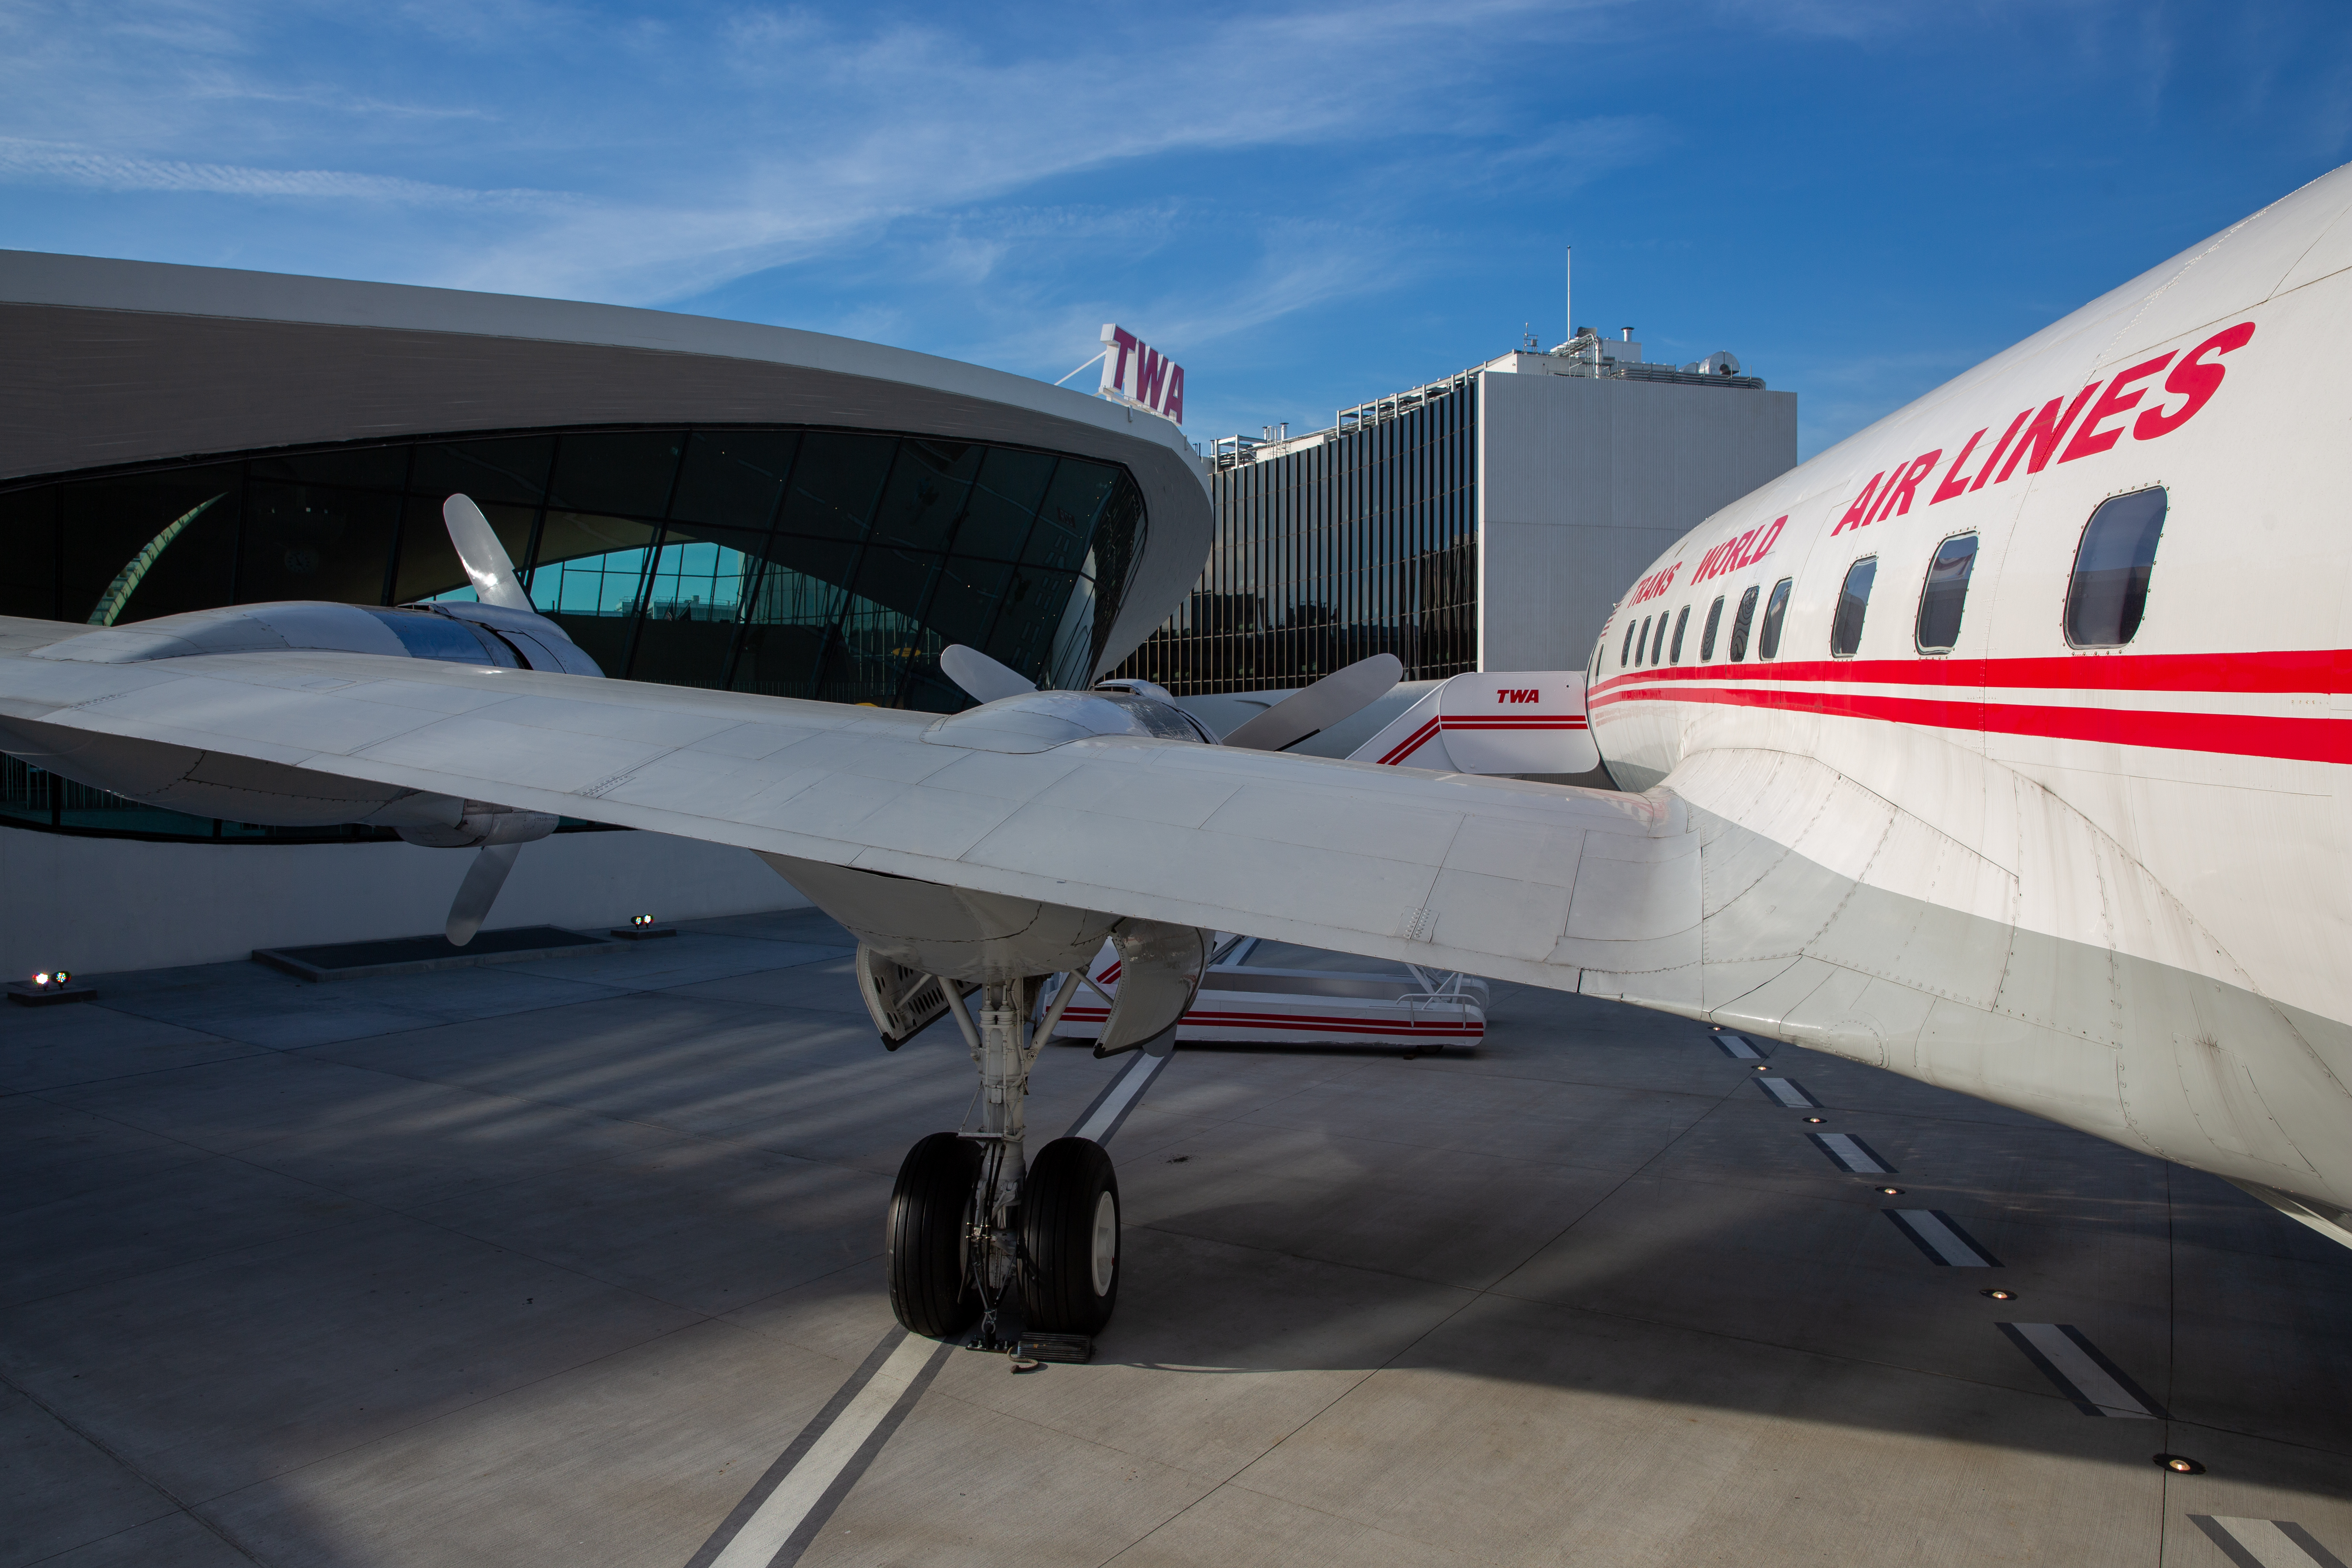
[1020,1137,1120,1334]
[886,1133,980,1338]
[879,976,1124,1348]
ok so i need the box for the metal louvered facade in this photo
[1114,344,1798,697]
[1112,377,1478,695]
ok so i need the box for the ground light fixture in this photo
[2155,1454,2206,1474]
[1980,1288,2018,1301]
[633,914,656,928]
[1804,1116,1826,1123]
[1878,1186,1903,1195]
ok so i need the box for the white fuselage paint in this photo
[1588,163,2352,1217]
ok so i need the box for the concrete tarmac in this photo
[3,906,2348,1567]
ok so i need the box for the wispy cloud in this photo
[0,136,566,208]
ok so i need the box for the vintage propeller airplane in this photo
[4,162,2351,1350]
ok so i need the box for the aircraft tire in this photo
[1019,1136,1120,1334]
[887,1132,980,1339]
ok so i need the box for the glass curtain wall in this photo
[1111,380,1475,695]
[0,425,1147,841]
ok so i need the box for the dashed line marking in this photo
[1884,1209,1999,1266]
[1996,1322,2165,1418]
[1712,1032,1763,1060]
[1809,1131,1894,1173]
[2189,1516,2349,1568]
[1756,1077,1821,1108]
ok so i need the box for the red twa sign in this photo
[1100,324,1185,423]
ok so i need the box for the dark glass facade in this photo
[2,425,1148,841]
[1111,379,1475,695]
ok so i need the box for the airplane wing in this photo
[0,619,1695,999]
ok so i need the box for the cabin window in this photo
[1728,586,1760,661]
[1699,595,1725,661]
[1637,615,1653,665]
[1648,614,1667,664]
[1670,606,1690,663]
[1915,533,1979,653]
[2066,487,2167,647]
[1621,618,1637,668]
[1830,559,1875,657]
[1759,579,1793,660]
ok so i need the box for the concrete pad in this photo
[0,1004,261,1094]
[91,959,635,1050]
[1106,1483,1493,1568]
[1233,1290,2171,1566]
[0,1208,702,1501]
[0,1383,182,1568]
[933,1227,1474,1482]
[199,1316,871,1568]
[1120,1120,1626,1287]
[3,917,2346,1568]
[791,1374,1213,1568]
[0,1143,365,1311]
[23,1511,258,1568]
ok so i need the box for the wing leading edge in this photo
[0,622,1695,997]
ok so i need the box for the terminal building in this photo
[1112,330,1797,696]
[0,250,1211,971]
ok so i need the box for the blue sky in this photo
[5,1,2349,458]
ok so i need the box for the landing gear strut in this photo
[883,975,1120,1349]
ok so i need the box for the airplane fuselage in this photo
[1587,167,2352,1222]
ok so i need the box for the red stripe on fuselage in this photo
[1589,649,2345,701]
[1592,677,2350,764]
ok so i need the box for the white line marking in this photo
[1068,1051,1170,1145]
[708,1334,940,1568]
[2194,1517,2347,1568]
[1813,1132,1889,1173]
[1891,1209,1993,1265]
[1713,1032,1762,1059]
[1757,1078,1816,1108]
[2005,1323,2155,1417]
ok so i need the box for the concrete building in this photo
[1114,330,1797,694]
[0,250,1212,973]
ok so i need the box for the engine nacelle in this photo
[4,599,599,830]
[29,600,601,676]
[396,804,560,850]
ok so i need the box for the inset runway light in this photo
[1981,1288,2017,1301]
[1166,1155,1189,1163]
[1752,1064,1770,1071]
[1804,1116,1826,1123]
[2156,1454,2205,1474]
[1878,1186,1904,1195]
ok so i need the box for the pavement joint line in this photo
[0,1365,270,1567]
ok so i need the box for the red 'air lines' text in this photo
[1831,321,2254,537]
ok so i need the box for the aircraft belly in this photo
[1626,764,2352,1208]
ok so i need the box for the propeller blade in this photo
[1220,653,1402,753]
[445,841,523,947]
[442,495,534,611]
[940,644,1036,704]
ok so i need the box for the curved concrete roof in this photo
[0,249,1212,678]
